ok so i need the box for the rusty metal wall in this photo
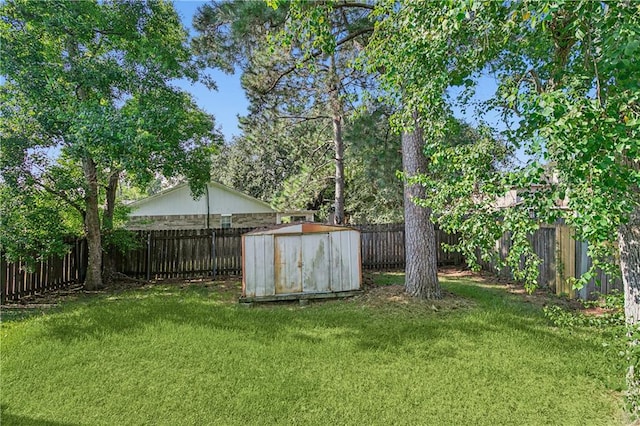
[243,227,361,298]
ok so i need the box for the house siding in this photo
[126,213,277,230]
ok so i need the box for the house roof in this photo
[128,181,274,211]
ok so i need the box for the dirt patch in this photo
[351,284,475,313]
[438,266,481,279]
[182,278,243,300]
[437,267,619,317]
[2,283,90,308]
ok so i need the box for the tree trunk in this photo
[401,114,440,299]
[102,171,120,285]
[329,54,345,225]
[332,113,345,225]
[619,204,640,414]
[82,156,103,290]
[621,205,640,324]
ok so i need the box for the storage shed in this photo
[241,223,362,302]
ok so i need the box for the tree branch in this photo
[586,28,603,108]
[288,159,333,203]
[333,2,375,11]
[103,169,121,231]
[94,28,125,37]
[277,114,331,122]
[528,69,544,94]
[263,26,373,94]
[34,180,86,217]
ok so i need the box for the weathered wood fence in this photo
[1,240,88,303]
[1,223,621,302]
[357,223,463,269]
[112,225,463,277]
[477,224,622,298]
[111,228,247,280]
[1,225,461,302]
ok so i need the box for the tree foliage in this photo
[364,0,639,289]
[343,107,404,224]
[359,1,639,410]
[0,183,82,266]
[194,0,376,224]
[1,0,221,288]
[269,0,446,298]
[210,101,403,223]
[214,113,335,211]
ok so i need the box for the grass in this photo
[0,273,626,425]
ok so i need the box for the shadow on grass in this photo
[1,307,55,323]
[2,279,623,425]
[33,281,603,364]
[1,405,78,426]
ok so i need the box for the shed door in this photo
[274,233,331,294]
[302,233,330,293]
[274,235,303,294]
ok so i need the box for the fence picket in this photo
[3,223,621,302]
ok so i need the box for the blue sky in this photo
[173,1,249,142]
[172,1,519,159]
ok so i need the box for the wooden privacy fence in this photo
[2,224,463,301]
[114,225,462,278]
[112,228,249,280]
[477,224,622,298]
[1,223,623,302]
[357,223,463,269]
[1,240,87,303]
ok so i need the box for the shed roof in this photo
[244,223,358,236]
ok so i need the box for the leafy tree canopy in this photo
[1,0,221,287]
[194,0,377,224]
[362,0,639,288]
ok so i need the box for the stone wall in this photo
[126,213,278,230]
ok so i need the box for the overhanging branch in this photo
[333,2,375,11]
[264,26,373,94]
[35,180,86,217]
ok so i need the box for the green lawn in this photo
[0,274,626,425]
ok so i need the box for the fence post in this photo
[212,229,216,279]
[75,239,81,282]
[0,252,6,305]
[555,224,576,297]
[146,232,152,281]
